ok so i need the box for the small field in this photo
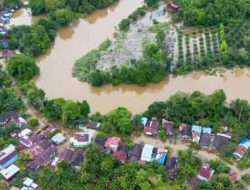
[173,26,221,74]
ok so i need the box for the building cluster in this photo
[0,8,20,59]
[0,109,250,189]
[94,135,178,179]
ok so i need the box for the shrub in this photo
[28,118,39,127]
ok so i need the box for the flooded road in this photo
[10,8,43,26]
[12,0,249,114]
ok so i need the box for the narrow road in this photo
[133,135,249,176]
[1,62,48,132]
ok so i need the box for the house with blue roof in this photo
[192,125,202,143]
[233,138,250,159]
[0,144,19,170]
[140,117,148,127]
[202,127,212,134]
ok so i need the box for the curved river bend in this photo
[12,0,250,114]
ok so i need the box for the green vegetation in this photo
[9,19,57,56]
[173,0,250,26]
[73,40,111,85]
[238,150,250,169]
[0,125,18,148]
[6,54,39,82]
[73,26,171,86]
[119,6,147,31]
[28,117,39,127]
[0,0,23,9]
[34,145,195,190]
[0,70,23,114]
[9,0,118,57]
[145,0,159,8]
[49,8,79,26]
[145,90,250,143]
[29,0,118,15]
[173,0,250,75]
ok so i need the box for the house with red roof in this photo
[230,170,241,182]
[104,137,121,152]
[167,2,179,12]
[113,144,128,164]
[197,165,214,181]
[143,117,159,136]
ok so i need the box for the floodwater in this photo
[10,8,43,26]
[12,0,250,114]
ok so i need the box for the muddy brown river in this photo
[11,0,250,114]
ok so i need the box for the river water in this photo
[11,0,250,114]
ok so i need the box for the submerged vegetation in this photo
[73,7,171,87]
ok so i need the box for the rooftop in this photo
[0,164,19,180]
[141,144,154,162]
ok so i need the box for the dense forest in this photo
[29,0,118,15]
[173,0,250,26]
[170,0,250,76]
[0,0,23,9]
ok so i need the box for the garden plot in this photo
[176,28,220,66]
[95,4,171,71]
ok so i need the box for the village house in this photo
[70,132,92,147]
[0,39,9,49]
[27,137,57,170]
[233,138,250,159]
[21,177,39,190]
[230,170,241,182]
[28,145,57,170]
[19,134,44,149]
[199,127,212,148]
[189,165,214,188]
[212,133,231,150]
[143,117,159,136]
[51,133,66,145]
[40,125,58,137]
[0,111,19,125]
[127,144,142,162]
[179,124,192,141]
[0,164,19,181]
[0,50,17,59]
[86,121,100,130]
[94,137,107,148]
[113,143,128,164]
[167,2,179,12]
[140,117,148,127]
[104,137,121,152]
[9,117,27,128]
[162,119,174,136]
[197,165,214,181]
[158,152,167,165]
[165,156,178,179]
[59,149,84,167]
[192,125,202,143]
[0,144,18,170]
[18,128,32,138]
[199,133,212,149]
[140,144,154,162]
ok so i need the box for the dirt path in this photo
[1,62,49,132]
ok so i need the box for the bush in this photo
[6,54,39,81]
[28,118,39,127]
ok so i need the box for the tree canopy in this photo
[6,54,39,81]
